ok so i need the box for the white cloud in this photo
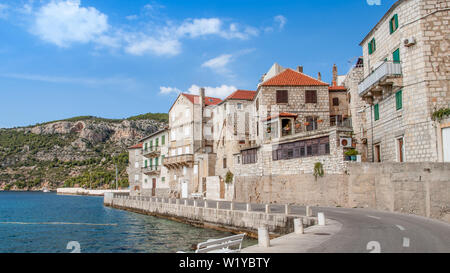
[176,18,258,40]
[32,0,110,47]
[202,54,233,71]
[159,86,182,95]
[0,4,8,19]
[188,84,237,99]
[124,34,181,56]
[274,15,287,30]
[125,15,138,20]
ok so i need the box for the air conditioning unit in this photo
[340,137,352,148]
[404,37,416,47]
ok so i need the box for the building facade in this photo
[357,0,449,162]
[127,143,143,196]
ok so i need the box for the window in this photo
[155,157,159,167]
[193,165,198,174]
[242,148,257,164]
[237,103,242,110]
[256,99,259,111]
[185,146,190,154]
[368,38,376,55]
[183,166,187,175]
[223,158,227,169]
[305,90,317,104]
[237,155,241,164]
[184,126,190,136]
[397,137,405,162]
[393,48,400,63]
[149,140,153,150]
[161,135,165,145]
[178,147,182,155]
[171,149,175,156]
[144,143,148,151]
[276,90,288,104]
[272,136,330,161]
[135,162,139,168]
[374,104,380,121]
[155,138,159,147]
[134,175,139,182]
[161,177,165,183]
[396,90,402,110]
[161,155,165,164]
[332,97,339,106]
[306,116,318,131]
[389,14,399,34]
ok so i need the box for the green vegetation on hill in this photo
[34,112,168,127]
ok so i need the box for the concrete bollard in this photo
[246,203,252,212]
[204,201,208,208]
[265,204,270,214]
[258,226,270,248]
[306,206,313,217]
[216,202,220,210]
[230,202,235,211]
[294,218,304,234]
[285,204,291,215]
[184,200,188,206]
[318,212,326,226]
[193,200,198,207]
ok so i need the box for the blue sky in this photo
[0,0,396,128]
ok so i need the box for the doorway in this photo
[443,127,450,162]
[397,137,405,162]
[220,178,225,199]
[181,180,188,199]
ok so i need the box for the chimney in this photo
[332,64,338,86]
[318,72,322,81]
[297,66,303,73]
[199,87,206,107]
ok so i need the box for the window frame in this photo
[395,90,402,110]
[389,14,399,34]
[276,90,289,104]
[368,38,376,55]
[305,90,317,104]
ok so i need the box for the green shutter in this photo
[396,90,403,110]
[149,158,152,168]
[374,104,380,121]
[144,160,148,168]
[162,155,165,164]
[393,48,400,63]
[156,138,159,147]
[373,38,376,52]
[368,42,372,55]
[394,14,399,32]
[390,18,393,34]
[150,140,153,149]
[155,157,159,167]
[144,143,147,151]
[161,135,165,145]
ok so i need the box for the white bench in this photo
[177,233,246,253]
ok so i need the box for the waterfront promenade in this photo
[57,188,130,196]
[105,193,450,253]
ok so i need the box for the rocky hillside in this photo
[0,114,167,191]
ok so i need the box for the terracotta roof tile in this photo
[128,143,143,149]
[181,93,222,106]
[329,86,347,91]
[225,90,256,101]
[261,69,329,87]
[263,112,298,122]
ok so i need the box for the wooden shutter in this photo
[374,104,380,121]
[305,91,317,103]
[393,48,400,63]
[396,90,402,110]
[277,90,288,103]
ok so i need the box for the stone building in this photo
[164,91,222,198]
[357,0,450,162]
[141,129,169,197]
[206,90,257,200]
[127,143,143,196]
[328,64,350,127]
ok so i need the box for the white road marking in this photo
[367,215,381,220]
[403,237,410,248]
[396,225,405,231]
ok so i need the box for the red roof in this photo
[263,112,298,122]
[225,90,256,101]
[329,86,347,91]
[261,69,329,87]
[128,143,143,149]
[182,93,222,106]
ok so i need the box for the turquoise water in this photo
[0,192,254,253]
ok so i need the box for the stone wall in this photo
[105,195,316,237]
[234,162,450,222]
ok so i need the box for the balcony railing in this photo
[142,165,160,175]
[143,146,161,158]
[358,61,402,96]
[163,154,194,168]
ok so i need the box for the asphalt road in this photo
[180,199,450,253]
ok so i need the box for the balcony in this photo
[142,165,161,175]
[163,154,194,169]
[358,61,402,97]
[142,146,161,158]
